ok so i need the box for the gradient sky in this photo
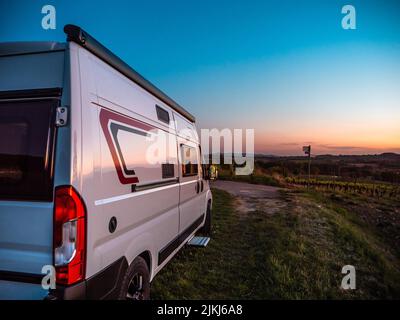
[1,0,399,155]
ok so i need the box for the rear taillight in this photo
[53,186,86,285]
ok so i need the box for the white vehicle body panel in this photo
[70,43,212,281]
[0,36,211,299]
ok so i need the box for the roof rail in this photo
[64,24,195,123]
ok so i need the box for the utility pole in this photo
[303,145,311,189]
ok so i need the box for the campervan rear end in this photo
[0,25,212,300]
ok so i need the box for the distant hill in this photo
[208,152,400,184]
[206,153,400,163]
[253,153,400,162]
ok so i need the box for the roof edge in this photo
[63,24,195,123]
[0,42,65,57]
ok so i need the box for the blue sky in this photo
[1,0,399,155]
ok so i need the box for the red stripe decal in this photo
[99,108,155,184]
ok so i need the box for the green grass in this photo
[152,189,252,299]
[151,188,400,299]
[304,191,400,297]
[218,171,281,187]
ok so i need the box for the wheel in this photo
[199,201,212,236]
[119,256,150,300]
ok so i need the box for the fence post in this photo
[303,145,312,189]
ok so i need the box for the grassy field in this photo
[151,188,400,299]
[217,166,282,187]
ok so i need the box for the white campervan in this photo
[0,24,212,300]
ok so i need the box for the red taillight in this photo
[53,186,86,285]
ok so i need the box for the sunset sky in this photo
[1,0,399,155]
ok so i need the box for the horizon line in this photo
[205,152,400,157]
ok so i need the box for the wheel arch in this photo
[206,189,213,209]
[138,250,152,276]
[124,232,156,280]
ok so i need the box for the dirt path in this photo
[211,180,287,215]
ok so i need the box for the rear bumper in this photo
[0,280,49,300]
[0,257,128,300]
[48,257,128,300]
[46,280,87,300]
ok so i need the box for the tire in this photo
[118,256,150,300]
[199,201,212,236]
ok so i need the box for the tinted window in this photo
[162,163,175,179]
[0,99,57,201]
[181,145,198,177]
[156,105,170,124]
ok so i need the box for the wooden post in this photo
[307,146,311,189]
[303,145,311,189]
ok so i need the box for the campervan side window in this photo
[181,145,198,177]
[156,105,170,124]
[0,99,57,201]
[102,112,179,185]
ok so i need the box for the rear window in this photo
[0,99,57,201]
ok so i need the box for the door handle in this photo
[195,181,200,193]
